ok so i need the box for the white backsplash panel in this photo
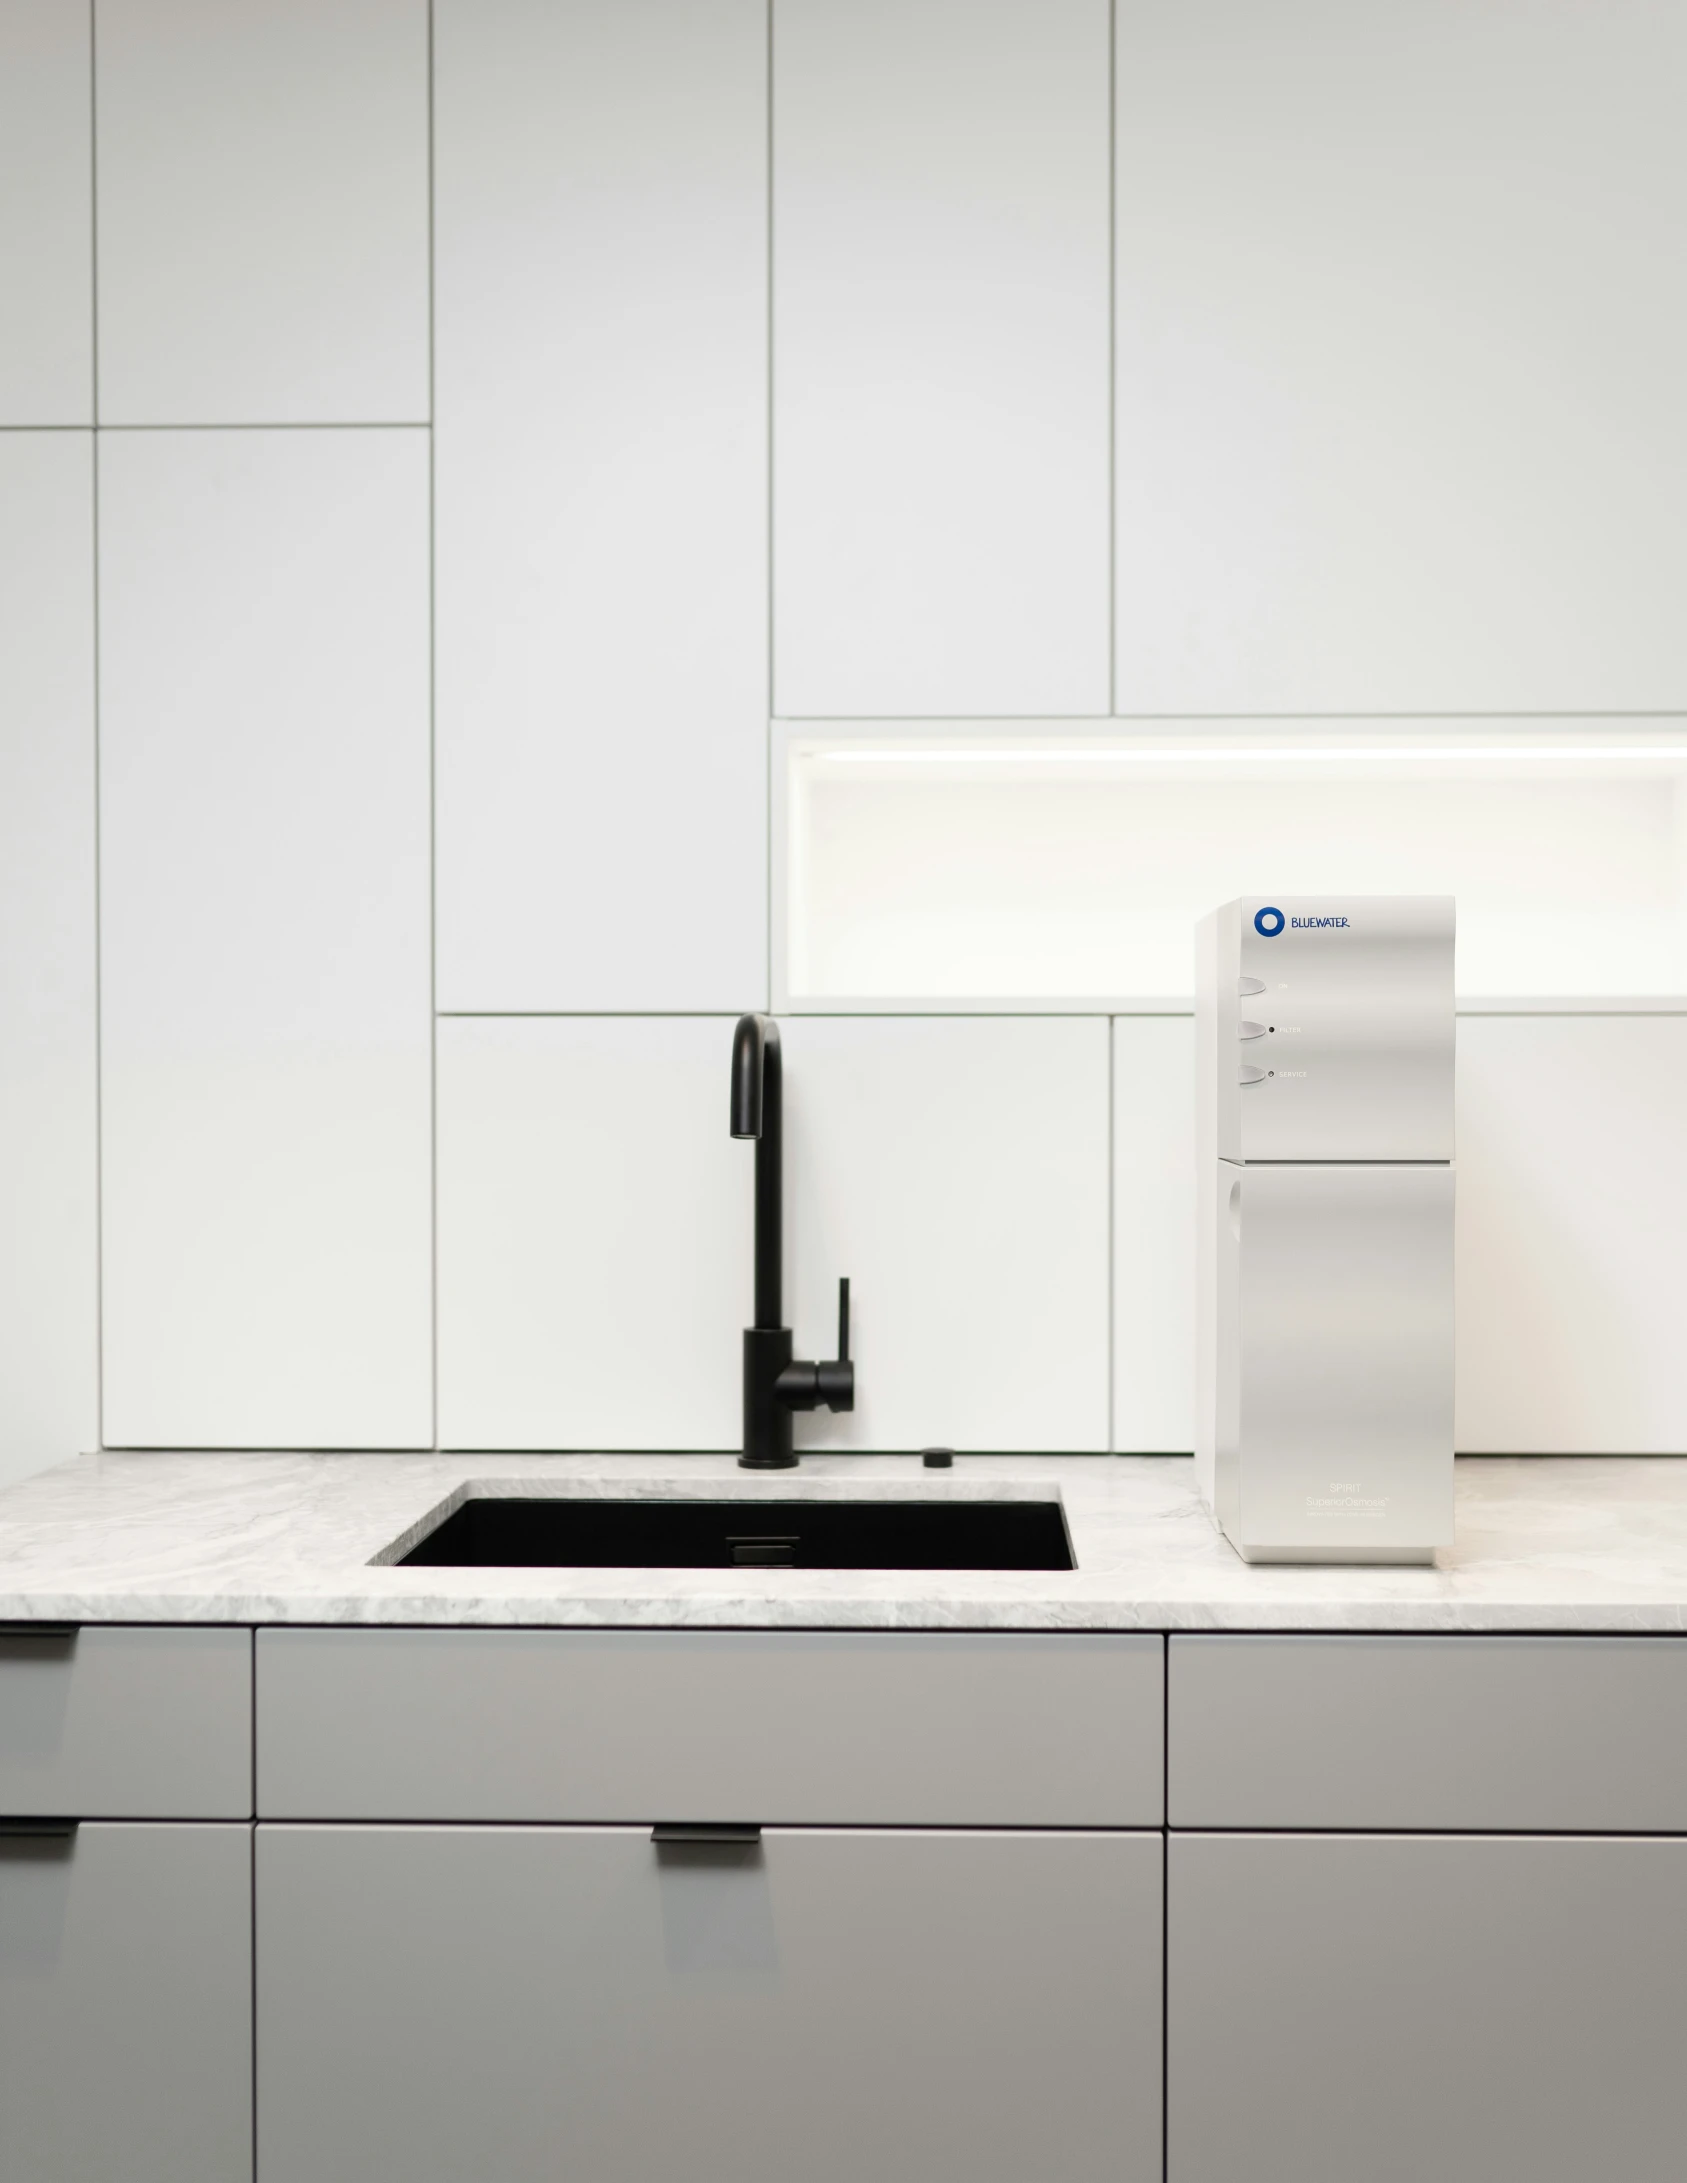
[440,1015,1111,1457]
[1113,1017,1196,1454]
[1456,1015,1687,1455]
[437,1017,751,1452]
[779,1017,1111,1454]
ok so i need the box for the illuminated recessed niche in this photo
[780,731,1687,1005]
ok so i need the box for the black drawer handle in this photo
[0,1818,79,1839]
[0,1624,79,1641]
[651,1823,763,1846]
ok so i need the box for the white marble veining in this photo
[2,1450,1687,1630]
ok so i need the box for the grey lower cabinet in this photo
[1168,1831,1687,2183]
[257,1821,1163,2183]
[0,1822,254,2183]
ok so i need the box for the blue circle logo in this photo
[1254,906,1285,937]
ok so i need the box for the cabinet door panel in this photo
[96,0,428,423]
[1170,1833,1687,2183]
[1116,0,1687,714]
[774,0,1111,717]
[434,0,766,1010]
[0,0,91,421]
[0,432,96,1487]
[98,429,432,1447]
[0,1626,251,1820]
[260,1824,1162,2183]
[1171,1634,1687,1832]
[0,1824,252,2183]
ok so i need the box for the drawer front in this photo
[258,1628,1164,1825]
[0,1625,252,1820]
[1171,1634,1687,1831]
[1169,1833,1687,2183]
[258,1825,1163,2183]
[0,1824,253,2183]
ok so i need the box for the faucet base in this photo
[740,1326,797,1468]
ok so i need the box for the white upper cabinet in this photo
[773,0,1112,719]
[99,430,432,1449]
[433,0,767,1012]
[95,0,429,424]
[1456,1015,1687,1455]
[0,1,92,422]
[780,1017,1111,1453]
[0,435,96,1485]
[1115,0,1687,714]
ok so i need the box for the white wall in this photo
[0,0,1681,1477]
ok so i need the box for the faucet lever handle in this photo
[814,1278,855,1414]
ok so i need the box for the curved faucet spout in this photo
[730,1013,782,1331]
[730,1011,775,1141]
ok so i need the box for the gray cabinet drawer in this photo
[0,1625,252,1819]
[1171,1634,1687,1830]
[1169,1832,1687,2183]
[258,1628,1164,1825]
[258,1823,1163,2183]
[0,1823,253,2183]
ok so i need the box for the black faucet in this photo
[730,1013,854,1468]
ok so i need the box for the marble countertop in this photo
[2,1449,1687,1631]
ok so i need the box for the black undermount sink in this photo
[398,1497,1074,1572]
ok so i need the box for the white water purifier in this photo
[1195,897,1456,1563]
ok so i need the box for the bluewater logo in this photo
[1255,906,1352,935]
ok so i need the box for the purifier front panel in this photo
[1221,896,1454,1162]
[1217,1161,1454,1558]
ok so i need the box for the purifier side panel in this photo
[1236,1163,1454,1555]
[1214,1162,1244,1538]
